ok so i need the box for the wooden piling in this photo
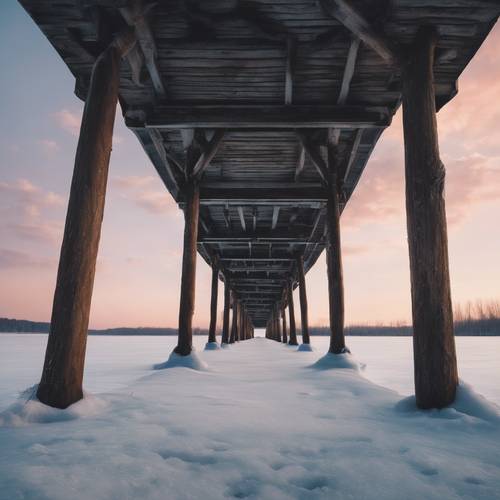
[326,142,346,354]
[230,294,238,343]
[207,263,219,344]
[221,280,230,344]
[296,255,310,344]
[401,26,458,409]
[287,283,298,345]
[175,179,200,356]
[282,306,288,344]
[37,43,122,409]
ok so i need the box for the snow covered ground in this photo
[0,335,499,500]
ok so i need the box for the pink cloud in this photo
[133,191,177,214]
[7,222,61,245]
[113,175,156,189]
[54,109,81,137]
[0,248,56,269]
[0,179,64,209]
[113,175,177,214]
[37,139,59,154]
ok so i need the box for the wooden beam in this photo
[320,0,395,63]
[338,37,360,104]
[294,145,305,181]
[148,129,182,192]
[148,105,391,129]
[271,206,280,230]
[120,1,167,97]
[285,35,296,105]
[297,131,329,184]
[199,185,327,204]
[192,130,225,179]
[237,206,247,232]
[401,27,457,409]
[343,129,363,182]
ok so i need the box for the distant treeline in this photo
[0,319,206,336]
[312,300,500,336]
[1,300,499,336]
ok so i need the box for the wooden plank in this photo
[343,129,363,182]
[294,145,305,181]
[338,37,360,104]
[285,36,296,105]
[297,131,329,184]
[237,206,247,232]
[120,2,167,97]
[272,206,280,230]
[192,130,225,179]
[319,0,395,63]
[147,105,391,129]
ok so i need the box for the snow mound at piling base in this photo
[204,342,220,351]
[153,348,209,371]
[297,343,314,352]
[309,351,360,371]
[0,386,107,427]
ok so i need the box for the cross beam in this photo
[145,105,390,129]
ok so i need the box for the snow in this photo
[0,334,499,500]
[297,343,314,352]
[153,348,209,371]
[309,351,361,371]
[204,341,221,351]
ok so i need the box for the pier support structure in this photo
[325,138,346,354]
[37,35,133,409]
[221,280,231,344]
[401,27,458,409]
[287,283,298,345]
[296,255,310,345]
[175,178,200,356]
[207,263,219,344]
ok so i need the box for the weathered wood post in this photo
[207,263,219,344]
[175,177,200,355]
[230,293,238,343]
[401,27,458,409]
[275,304,282,342]
[296,255,310,344]
[282,305,288,344]
[221,280,231,344]
[325,139,346,354]
[36,35,134,409]
[287,282,298,345]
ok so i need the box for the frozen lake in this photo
[1,334,499,500]
[0,334,499,410]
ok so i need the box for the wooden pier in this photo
[19,0,499,409]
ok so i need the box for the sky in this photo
[0,3,499,329]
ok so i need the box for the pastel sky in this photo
[1,3,499,329]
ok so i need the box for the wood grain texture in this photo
[37,45,121,409]
[401,27,458,409]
